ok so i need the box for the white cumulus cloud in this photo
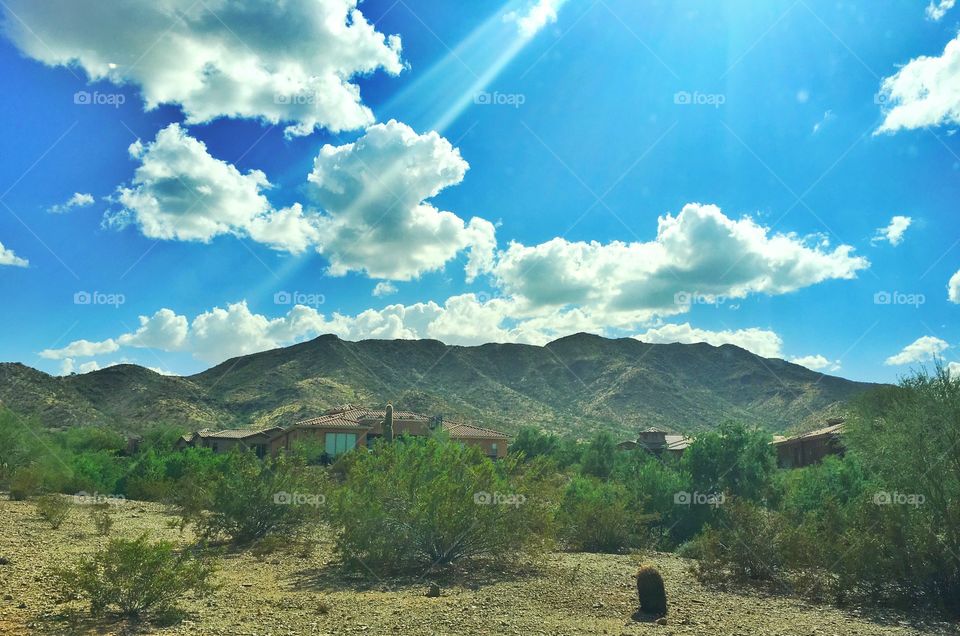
[0,241,28,267]
[307,120,496,281]
[872,215,912,246]
[40,338,119,360]
[885,336,950,366]
[505,0,565,37]
[633,322,784,358]
[949,269,960,303]
[790,354,840,372]
[494,203,868,325]
[372,282,398,297]
[927,0,956,20]
[2,0,403,136]
[48,192,94,214]
[876,34,960,134]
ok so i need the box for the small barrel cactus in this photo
[635,564,667,616]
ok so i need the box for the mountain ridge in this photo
[0,333,881,437]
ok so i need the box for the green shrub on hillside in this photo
[35,493,74,529]
[331,435,554,573]
[57,534,215,618]
[557,476,644,553]
[191,452,324,544]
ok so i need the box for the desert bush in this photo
[331,435,553,573]
[89,503,115,536]
[557,477,642,553]
[57,534,215,618]
[193,452,324,544]
[580,431,616,479]
[35,493,73,529]
[635,564,667,616]
[690,500,785,583]
[681,422,776,502]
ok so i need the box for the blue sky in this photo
[0,0,958,382]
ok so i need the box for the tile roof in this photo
[442,421,509,440]
[295,407,430,429]
[771,423,844,446]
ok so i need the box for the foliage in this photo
[556,476,640,553]
[35,493,73,529]
[191,452,324,544]
[580,431,616,479]
[330,435,554,573]
[690,500,786,583]
[56,534,215,618]
[89,503,115,536]
[681,422,775,502]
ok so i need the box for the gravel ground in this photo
[0,497,957,636]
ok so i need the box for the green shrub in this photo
[35,493,73,529]
[557,477,641,553]
[57,534,215,618]
[681,423,775,502]
[194,452,323,544]
[89,503,115,536]
[580,431,616,479]
[690,500,785,583]
[331,435,553,574]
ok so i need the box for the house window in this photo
[325,432,357,456]
[490,443,498,457]
[253,444,267,459]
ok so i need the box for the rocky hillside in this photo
[0,333,880,437]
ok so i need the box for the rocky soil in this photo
[0,496,957,635]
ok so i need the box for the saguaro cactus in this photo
[383,403,394,442]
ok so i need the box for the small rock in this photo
[0,556,10,565]
[426,584,440,598]
[593,601,604,609]
[655,617,667,626]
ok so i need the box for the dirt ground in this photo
[0,496,957,636]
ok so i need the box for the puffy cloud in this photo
[108,121,495,280]
[0,241,28,267]
[40,338,119,360]
[307,120,497,280]
[372,282,398,297]
[48,192,94,214]
[107,123,310,249]
[872,215,912,246]
[59,358,101,375]
[876,34,960,134]
[927,0,956,20]
[790,354,840,372]
[949,361,960,377]
[634,322,784,358]
[495,203,868,323]
[885,336,950,366]
[2,0,402,136]
[118,309,189,350]
[949,269,960,303]
[505,0,565,37]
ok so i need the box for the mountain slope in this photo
[0,334,880,436]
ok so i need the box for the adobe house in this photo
[176,427,283,459]
[771,420,845,468]
[618,427,692,459]
[179,406,509,460]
